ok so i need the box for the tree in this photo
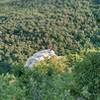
[74,51,100,100]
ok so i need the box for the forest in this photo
[0,0,100,100]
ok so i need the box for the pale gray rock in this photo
[25,49,56,68]
[0,31,2,35]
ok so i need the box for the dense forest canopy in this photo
[0,0,100,100]
[0,0,99,64]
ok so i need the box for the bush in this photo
[0,73,26,100]
[74,50,100,100]
[10,58,74,100]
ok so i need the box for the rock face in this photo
[0,31,2,34]
[25,49,56,68]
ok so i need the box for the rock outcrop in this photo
[25,49,56,68]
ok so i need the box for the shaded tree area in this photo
[0,61,11,74]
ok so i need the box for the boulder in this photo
[24,49,57,68]
[0,31,2,34]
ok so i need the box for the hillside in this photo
[0,0,99,64]
[0,0,100,100]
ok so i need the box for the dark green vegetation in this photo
[0,0,100,100]
[74,50,100,100]
[0,50,100,100]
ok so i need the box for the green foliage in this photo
[0,0,100,99]
[0,49,100,100]
[0,0,99,63]
[10,59,74,100]
[0,73,26,100]
[74,50,100,100]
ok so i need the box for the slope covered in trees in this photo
[0,0,100,100]
[0,0,99,64]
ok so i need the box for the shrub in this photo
[11,58,74,100]
[0,73,26,100]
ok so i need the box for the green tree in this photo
[74,51,100,100]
